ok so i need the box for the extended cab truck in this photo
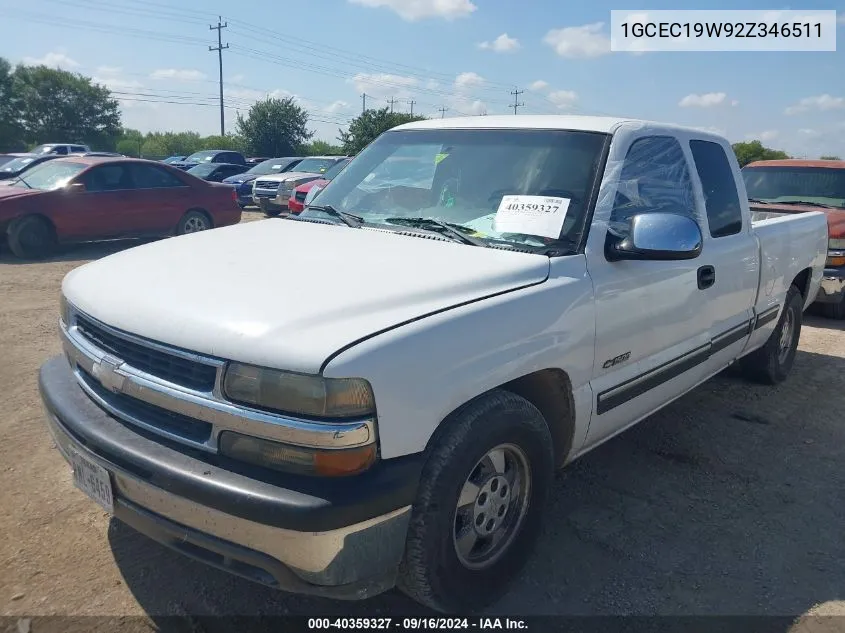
[39,116,827,613]
[742,159,845,318]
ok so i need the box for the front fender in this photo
[322,255,597,461]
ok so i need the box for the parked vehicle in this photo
[73,152,126,158]
[168,150,247,171]
[187,162,249,183]
[252,155,350,215]
[0,156,241,259]
[0,154,63,181]
[288,158,351,213]
[743,159,845,318]
[31,143,91,156]
[162,156,186,165]
[0,154,22,168]
[222,157,305,208]
[246,156,271,166]
[39,116,826,613]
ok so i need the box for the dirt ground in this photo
[1,211,844,626]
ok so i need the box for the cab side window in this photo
[83,165,132,191]
[608,135,697,238]
[130,164,186,189]
[689,140,743,238]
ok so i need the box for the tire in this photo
[263,209,281,217]
[740,284,803,385]
[821,297,845,320]
[397,390,554,613]
[176,210,211,235]
[7,215,57,260]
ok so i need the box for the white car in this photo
[252,155,349,215]
[41,115,826,613]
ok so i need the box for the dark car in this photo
[221,156,305,208]
[186,162,249,183]
[246,156,271,166]
[0,154,63,181]
[169,150,247,171]
[0,157,241,259]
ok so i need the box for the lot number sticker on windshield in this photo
[493,195,570,239]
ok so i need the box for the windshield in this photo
[303,129,608,251]
[30,145,57,156]
[742,166,845,208]
[163,156,184,164]
[187,164,218,178]
[1,156,37,172]
[296,157,341,174]
[184,151,217,163]
[323,158,351,181]
[13,161,87,190]
[248,158,297,175]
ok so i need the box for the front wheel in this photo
[397,390,554,613]
[7,215,57,259]
[176,210,211,235]
[740,284,803,385]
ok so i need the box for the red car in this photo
[287,157,351,213]
[0,156,241,259]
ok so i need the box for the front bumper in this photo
[256,192,290,212]
[814,267,845,305]
[39,356,421,599]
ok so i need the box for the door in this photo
[688,139,759,374]
[583,130,712,448]
[56,163,142,240]
[126,163,193,234]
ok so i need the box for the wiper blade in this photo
[747,198,769,204]
[306,204,363,227]
[383,217,487,247]
[775,200,838,208]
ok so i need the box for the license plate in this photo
[70,450,114,514]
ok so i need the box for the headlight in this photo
[223,362,376,419]
[219,431,377,477]
[59,294,71,325]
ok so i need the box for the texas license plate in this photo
[70,450,114,514]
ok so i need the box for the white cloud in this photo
[759,130,779,141]
[454,71,485,92]
[324,100,349,114]
[350,72,418,100]
[784,94,845,115]
[347,0,476,21]
[543,23,610,58]
[96,66,121,75]
[478,33,520,52]
[94,75,143,91]
[448,95,487,116]
[529,80,549,92]
[799,128,821,136]
[426,79,440,90]
[678,92,728,108]
[547,90,578,109]
[22,52,79,69]
[230,74,246,84]
[150,68,207,81]
[731,100,739,106]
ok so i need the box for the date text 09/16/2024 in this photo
[307,618,528,630]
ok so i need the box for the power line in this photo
[209,16,229,136]
[509,89,524,115]
[387,97,398,113]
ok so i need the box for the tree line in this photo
[1,56,838,164]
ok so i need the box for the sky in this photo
[1,0,844,157]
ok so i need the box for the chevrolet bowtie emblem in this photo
[92,354,126,393]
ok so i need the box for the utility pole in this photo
[408,99,416,116]
[386,97,397,113]
[438,106,449,118]
[361,93,370,113]
[509,88,524,115]
[209,16,229,136]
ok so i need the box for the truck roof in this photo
[392,114,725,139]
[745,159,845,169]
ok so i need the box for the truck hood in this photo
[63,219,549,374]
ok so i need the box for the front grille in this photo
[254,180,280,190]
[75,315,218,392]
[79,368,212,444]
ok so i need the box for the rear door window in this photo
[689,140,744,238]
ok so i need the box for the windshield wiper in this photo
[747,198,770,204]
[13,176,32,189]
[305,205,363,227]
[774,200,839,209]
[383,217,487,247]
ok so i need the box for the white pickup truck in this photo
[40,115,827,613]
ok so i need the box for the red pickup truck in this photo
[0,156,241,259]
[743,159,845,317]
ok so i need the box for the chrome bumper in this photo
[45,409,410,598]
[815,271,845,305]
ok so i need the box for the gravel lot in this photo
[1,211,843,627]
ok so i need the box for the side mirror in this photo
[65,182,86,193]
[606,212,702,261]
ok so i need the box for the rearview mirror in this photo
[65,182,86,193]
[606,212,702,261]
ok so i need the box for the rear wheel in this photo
[7,215,57,259]
[740,284,803,385]
[176,210,211,235]
[397,390,554,613]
